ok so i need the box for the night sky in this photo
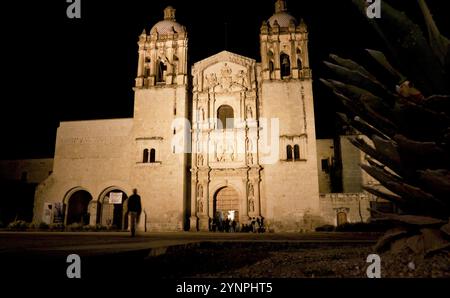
[1,0,448,159]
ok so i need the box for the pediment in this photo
[192,51,255,74]
[192,51,256,93]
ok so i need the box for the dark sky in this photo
[1,0,448,159]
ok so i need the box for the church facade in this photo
[32,1,377,232]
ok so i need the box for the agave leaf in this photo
[350,137,401,173]
[361,164,403,186]
[366,49,406,83]
[323,60,395,102]
[363,185,407,206]
[423,95,450,115]
[417,169,450,200]
[329,54,378,80]
[325,79,398,133]
[420,228,450,256]
[441,221,450,236]
[352,0,449,95]
[394,134,450,170]
[372,135,401,165]
[384,180,447,212]
[417,0,450,67]
[369,210,446,226]
[374,227,411,252]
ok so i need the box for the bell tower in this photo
[135,6,188,87]
[259,0,320,231]
[260,0,310,81]
[131,6,190,231]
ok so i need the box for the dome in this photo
[268,12,297,27]
[150,6,184,36]
[151,20,183,35]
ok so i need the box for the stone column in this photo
[198,179,210,231]
[189,178,198,231]
[303,37,310,68]
[273,39,281,80]
[88,201,97,226]
[241,178,249,222]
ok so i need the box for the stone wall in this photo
[33,118,134,226]
[316,139,334,193]
[319,193,372,225]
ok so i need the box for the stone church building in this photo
[31,0,383,232]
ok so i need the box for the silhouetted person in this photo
[127,188,142,237]
[231,220,237,232]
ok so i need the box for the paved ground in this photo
[0,231,378,256]
[0,231,379,281]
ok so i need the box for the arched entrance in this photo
[98,189,128,230]
[66,190,92,225]
[213,186,240,223]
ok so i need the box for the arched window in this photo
[217,105,234,129]
[143,149,149,163]
[157,60,166,83]
[296,48,303,70]
[150,148,156,163]
[286,145,293,160]
[294,144,300,160]
[280,53,291,78]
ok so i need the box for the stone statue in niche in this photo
[198,107,205,121]
[246,105,253,119]
[246,139,254,164]
[197,199,204,213]
[197,154,204,166]
[248,198,255,212]
[219,63,233,91]
[248,182,254,197]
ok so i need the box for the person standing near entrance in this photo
[127,188,142,237]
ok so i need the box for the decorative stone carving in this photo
[206,73,218,89]
[214,141,236,162]
[235,69,248,89]
[247,153,254,165]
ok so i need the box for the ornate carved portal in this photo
[191,52,262,232]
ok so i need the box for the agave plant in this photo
[321,0,450,257]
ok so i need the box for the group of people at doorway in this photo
[209,213,265,233]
